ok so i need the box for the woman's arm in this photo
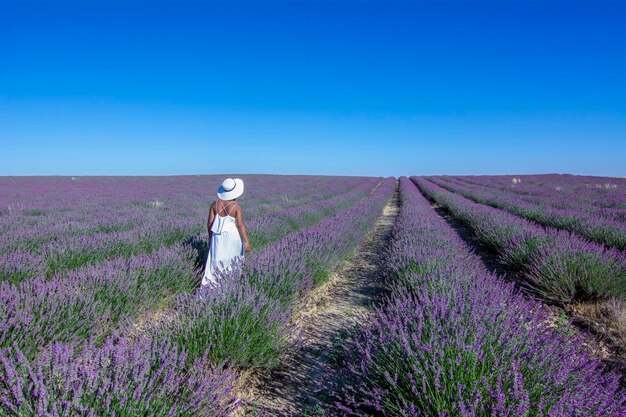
[207,203,215,241]
[234,205,251,252]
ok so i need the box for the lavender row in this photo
[448,175,626,222]
[0,244,197,360]
[0,175,371,245]
[337,177,624,416]
[0,175,375,277]
[430,175,626,249]
[412,176,626,304]
[457,174,626,204]
[145,177,397,368]
[244,177,382,250]
[0,178,396,416]
[0,175,339,251]
[452,174,626,220]
[1,178,380,359]
[0,334,239,416]
[1,176,381,283]
[0,175,365,226]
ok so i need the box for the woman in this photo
[201,178,251,287]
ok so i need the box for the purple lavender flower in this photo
[336,177,625,416]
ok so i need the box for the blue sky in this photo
[1,0,625,177]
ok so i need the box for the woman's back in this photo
[211,200,239,234]
[215,200,239,217]
[202,178,250,287]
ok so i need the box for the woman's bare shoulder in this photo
[232,202,243,215]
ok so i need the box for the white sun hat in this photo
[217,178,244,200]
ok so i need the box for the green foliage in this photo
[172,300,284,369]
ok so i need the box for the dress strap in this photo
[217,201,236,216]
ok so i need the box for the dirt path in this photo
[236,185,400,416]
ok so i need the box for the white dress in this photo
[201,204,244,287]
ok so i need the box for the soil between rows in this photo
[235,184,400,416]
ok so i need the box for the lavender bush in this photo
[451,174,626,217]
[1,176,382,360]
[0,175,379,281]
[428,175,626,250]
[149,178,397,369]
[413,176,626,304]
[0,175,395,413]
[0,245,197,359]
[336,177,625,416]
[0,336,237,416]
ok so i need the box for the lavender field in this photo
[0,174,625,416]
